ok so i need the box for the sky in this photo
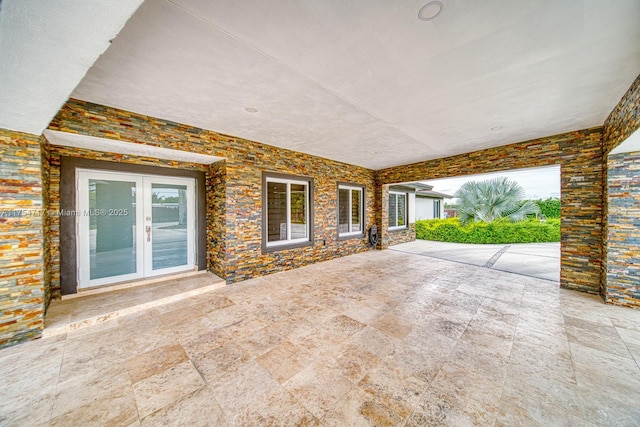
[422,165,561,201]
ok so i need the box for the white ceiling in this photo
[0,0,144,134]
[3,1,640,169]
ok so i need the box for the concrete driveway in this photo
[390,240,560,282]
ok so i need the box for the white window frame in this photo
[265,176,311,248]
[338,184,364,238]
[389,191,408,230]
[434,199,441,219]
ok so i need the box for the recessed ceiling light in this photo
[491,126,503,131]
[245,107,258,113]
[418,1,444,21]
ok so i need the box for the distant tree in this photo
[454,177,540,224]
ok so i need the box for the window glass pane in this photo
[389,194,397,227]
[267,181,287,242]
[434,200,440,219]
[338,188,349,233]
[351,189,361,232]
[397,194,406,226]
[290,183,307,239]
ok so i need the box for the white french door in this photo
[77,170,195,289]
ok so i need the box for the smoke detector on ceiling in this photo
[418,1,444,21]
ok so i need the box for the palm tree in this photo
[454,177,540,224]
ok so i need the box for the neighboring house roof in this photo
[416,190,453,199]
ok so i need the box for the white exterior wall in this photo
[408,192,416,223]
[415,197,444,220]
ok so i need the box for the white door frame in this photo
[76,169,196,289]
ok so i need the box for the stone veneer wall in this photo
[605,152,640,308]
[45,144,208,300]
[48,99,376,287]
[0,129,45,348]
[377,128,604,294]
[602,73,640,308]
[41,137,52,309]
[376,184,416,248]
[206,160,227,279]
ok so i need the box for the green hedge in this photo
[535,198,561,218]
[416,217,560,244]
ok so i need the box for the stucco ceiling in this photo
[0,0,144,135]
[3,1,640,170]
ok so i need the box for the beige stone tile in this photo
[192,341,251,385]
[322,387,403,427]
[571,342,640,402]
[446,341,509,384]
[513,324,571,355]
[140,387,228,426]
[291,328,346,360]
[200,295,235,313]
[386,335,455,384]
[441,290,485,314]
[359,361,428,419]
[605,304,640,331]
[322,314,366,338]
[267,316,317,341]
[0,362,57,426]
[422,304,474,341]
[256,340,313,383]
[331,343,381,385]
[457,327,513,359]
[58,337,129,384]
[348,326,399,359]
[52,372,137,426]
[234,386,319,426]
[466,315,517,341]
[565,314,631,358]
[370,312,413,340]
[119,329,181,359]
[178,328,231,362]
[6,249,640,426]
[496,384,582,427]
[205,303,254,327]
[405,386,497,427]
[211,360,281,419]
[616,325,640,346]
[342,302,386,325]
[236,326,283,357]
[219,314,268,340]
[132,360,205,419]
[507,342,575,384]
[575,387,640,426]
[126,343,189,384]
[516,307,565,335]
[283,359,354,419]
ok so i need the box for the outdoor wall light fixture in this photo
[245,107,258,113]
[418,1,444,21]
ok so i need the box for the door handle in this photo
[146,225,151,242]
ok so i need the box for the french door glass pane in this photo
[290,184,307,239]
[338,188,349,233]
[89,180,136,280]
[151,183,188,270]
[351,189,361,232]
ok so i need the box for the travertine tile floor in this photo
[2,250,640,426]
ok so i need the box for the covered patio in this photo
[3,250,639,425]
